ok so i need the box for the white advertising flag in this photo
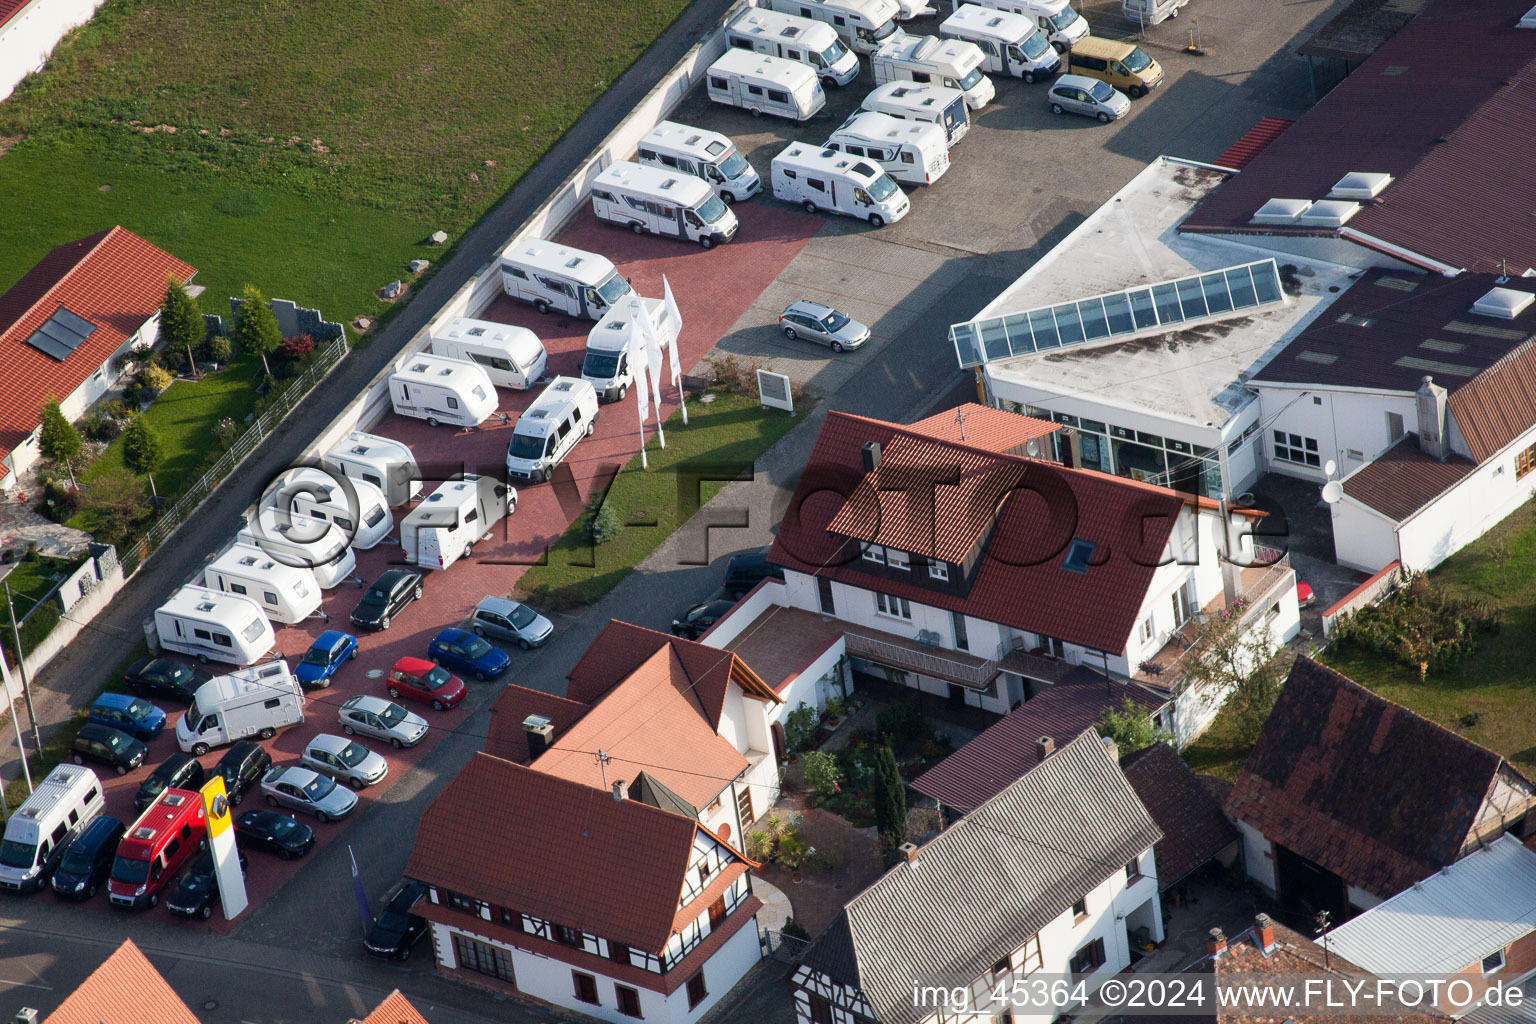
[624,305,649,468]
[639,303,667,448]
[662,275,688,425]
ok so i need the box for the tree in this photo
[78,468,149,544]
[37,398,83,486]
[1096,696,1173,756]
[159,276,203,376]
[871,745,907,845]
[801,750,842,799]
[122,416,165,498]
[230,284,280,375]
[1186,612,1286,748]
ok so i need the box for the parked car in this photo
[1047,73,1130,122]
[671,598,738,640]
[469,595,553,650]
[233,810,316,860]
[70,723,147,776]
[1296,579,1316,608]
[294,630,358,689]
[428,628,510,681]
[300,734,388,789]
[723,549,785,597]
[165,848,248,920]
[339,695,428,749]
[364,880,429,960]
[387,657,467,711]
[259,765,359,823]
[50,815,125,901]
[778,300,871,353]
[212,741,272,806]
[134,753,206,812]
[122,658,203,704]
[88,693,167,742]
[350,569,423,631]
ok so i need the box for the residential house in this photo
[0,226,195,489]
[0,0,108,103]
[790,730,1163,1024]
[1119,741,1240,894]
[1226,658,1536,924]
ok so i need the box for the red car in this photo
[387,657,466,711]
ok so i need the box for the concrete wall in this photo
[1236,819,1277,895]
[6,561,125,695]
[1329,498,1402,574]
[0,0,106,103]
[1256,384,1418,484]
[1320,560,1400,637]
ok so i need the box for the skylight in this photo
[1062,538,1096,575]
[23,307,96,361]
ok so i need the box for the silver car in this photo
[470,595,553,650]
[259,765,359,822]
[300,733,389,789]
[1047,74,1131,123]
[778,300,871,353]
[339,694,428,749]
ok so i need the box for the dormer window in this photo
[886,549,910,571]
[928,561,949,581]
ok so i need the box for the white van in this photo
[323,431,421,508]
[861,80,972,145]
[506,377,601,483]
[176,662,305,756]
[400,475,514,571]
[725,8,860,88]
[238,511,357,589]
[154,585,275,666]
[964,0,1087,51]
[204,542,323,625]
[0,765,104,893]
[430,317,548,391]
[590,161,740,249]
[705,50,826,122]
[501,239,634,320]
[941,3,1061,81]
[389,354,498,428]
[639,122,761,204]
[1121,0,1187,27]
[873,33,995,109]
[765,0,905,54]
[771,142,911,226]
[828,111,950,185]
[265,467,392,551]
[583,297,678,402]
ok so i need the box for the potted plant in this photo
[777,830,809,883]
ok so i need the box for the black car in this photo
[135,752,206,811]
[671,598,737,640]
[722,549,784,598]
[165,848,248,919]
[213,741,272,806]
[350,569,424,631]
[121,658,204,704]
[51,815,125,901]
[70,723,147,776]
[233,810,315,859]
[364,880,428,960]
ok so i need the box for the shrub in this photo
[784,701,818,753]
[280,333,316,360]
[871,744,907,844]
[1330,572,1498,679]
[876,703,930,753]
[1097,695,1173,756]
[77,468,150,544]
[214,417,239,448]
[206,334,233,364]
[589,503,623,545]
[802,750,842,798]
[703,353,766,395]
[132,364,174,403]
[40,480,81,523]
[82,411,123,442]
[782,918,811,941]
[100,399,133,420]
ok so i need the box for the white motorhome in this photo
[861,80,972,144]
[430,317,548,391]
[154,585,275,666]
[639,122,761,204]
[765,0,905,54]
[725,8,860,88]
[204,542,323,625]
[265,467,392,551]
[828,111,950,185]
[399,475,514,571]
[323,430,421,507]
[964,0,1087,51]
[238,511,357,589]
[771,142,911,226]
[873,33,995,109]
[500,239,634,320]
[590,161,739,249]
[941,3,1061,81]
[582,297,678,402]
[505,377,601,483]
[388,354,498,428]
[0,765,104,893]
[176,662,305,755]
[1121,0,1187,27]
[705,50,826,122]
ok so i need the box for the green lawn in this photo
[1182,700,1255,783]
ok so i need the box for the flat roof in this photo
[1296,0,1428,62]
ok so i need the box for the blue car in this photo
[295,630,359,689]
[427,628,510,681]
[88,693,166,741]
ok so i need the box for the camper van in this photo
[154,585,275,666]
[1121,0,1187,26]
[266,467,392,551]
[501,239,634,320]
[725,8,860,88]
[399,475,514,571]
[963,0,1087,52]
[176,662,305,756]
[582,297,679,402]
[107,789,207,910]
[0,765,104,893]
[941,3,1061,81]
[505,377,601,483]
[238,511,357,589]
[639,122,761,204]
[764,0,904,54]
[860,81,971,145]
[872,33,994,109]
[388,354,498,428]
[705,50,826,122]
[771,142,911,226]
[203,542,323,625]
[430,317,548,391]
[323,431,420,508]
[828,111,950,185]
[590,161,740,248]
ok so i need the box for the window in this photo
[213,632,233,648]
[807,177,828,193]
[229,583,248,595]
[610,941,631,965]
[861,544,886,565]
[767,88,789,104]
[1138,616,1154,644]
[616,984,643,1018]
[709,76,727,90]
[1518,443,1536,479]
[886,549,910,571]
[1126,856,1141,880]
[929,561,949,581]
[1062,538,1096,574]
[746,84,764,97]
[875,592,911,620]
[1483,949,1506,975]
[262,697,281,710]
[709,895,728,928]
[809,993,835,1024]
[1072,896,1088,919]
[454,934,515,983]
[1273,430,1321,467]
[572,971,599,1005]
[818,576,835,615]
[686,970,709,1010]
[553,924,583,948]
[263,591,279,606]
[1070,937,1106,976]
[952,611,969,651]
[737,785,755,827]
[901,150,914,164]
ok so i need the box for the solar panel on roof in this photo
[23,307,97,361]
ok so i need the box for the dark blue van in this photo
[51,815,126,900]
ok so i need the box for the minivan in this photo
[1065,35,1163,97]
[51,815,125,900]
[213,741,273,806]
[135,753,207,812]
[0,765,105,894]
[505,377,601,483]
[71,723,148,776]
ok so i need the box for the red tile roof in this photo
[360,990,431,1024]
[43,939,200,1024]
[0,226,195,462]
[485,684,592,763]
[1214,117,1295,170]
[1120,741,1240,889]
[904,403,1059,453]
[0,0,29,30]
[1340,434,1476,522]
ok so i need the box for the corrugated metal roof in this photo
[1214,117,1295,170]
[1448,339,1536,463]
[1340,434,1477,522]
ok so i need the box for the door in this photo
[947,683,967,706]
[1274,843,1351,928]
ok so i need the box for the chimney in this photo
[612,779,629,802]
[1036,735,1055,762]
[522,714,554,759]
[1416,375,1449,461]
[898,841,920,865]
[861,440,882,473]
[1254,913,1277,955]
[1208,927,1228,960]
[1101,735,1119,763]
[13,1011,39,1024]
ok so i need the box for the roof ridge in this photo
[472,751,703,828]
[3,227,116,340]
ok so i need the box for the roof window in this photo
[1062,538,1097,575]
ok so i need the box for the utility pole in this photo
[594,750,611,790]
[4,582,43,762]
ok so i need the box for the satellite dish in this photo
[1321,480,1344,504]
[1324,459,1338,477]
[1024,439,1042,458]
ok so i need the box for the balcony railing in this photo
[843,632,999,690]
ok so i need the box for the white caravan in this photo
[0,766,104,893]
[265,467,392,550]
[590,161,740,249]
[154,585,275,666]
[505,377,601,483]
[872,33,995,109]
[388,354,498,428]
[725,8,860,88]
[941,3,1062,81]
[828,111,950,185]
[238,510,357,589]
[430,317,548,391]
[861,80,972,145]
[500,239,634,320]
[705,50,826,122]
[323,430,421,507]
[963,0,1088,51]
[765,0,904,54]
[204,542,323,625]
[583,297,679,402]
[639,122,761,204]
[1122,0,1189,27]
[399,475,514,571]
[771,142,911,226]
[176,662,305,755]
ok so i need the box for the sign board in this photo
[201,776,249,920]
[756,369,794,413]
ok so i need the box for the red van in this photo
[108,788,207,910]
